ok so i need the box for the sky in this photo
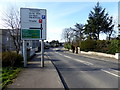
[0,0,119,42]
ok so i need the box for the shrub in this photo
[80,39,96,52]
[95,40,110,53]
[80,39,120,54]
[2,52,23,67]
[64,43,71,50]
[107,40,120,54]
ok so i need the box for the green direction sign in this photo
[22,29,40,39]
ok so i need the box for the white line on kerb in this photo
[101,69,120,77]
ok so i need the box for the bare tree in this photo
[62,23,84,54]
[62,28,73,43]
[2,7,21,54]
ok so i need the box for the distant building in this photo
[0,29,16,52]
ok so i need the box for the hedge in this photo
[80,39,96,52]
[64,43,71,50]
[107,40,120,54]
[95,40,110,53]
[2,52,23,67]
[80,39,120,54]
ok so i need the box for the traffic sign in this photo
[20,8,47,40]
[42,15,46,19]
[21,29,40,40]
[39,19,42,23]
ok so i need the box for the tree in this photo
[70,23,84,53]
[102,16,114,40]
[62,23,84,54]
[49,40,60,47]
[2,7,21,54]
[72,23,84,41]
[85,2,114,40]
[62,28,73,43]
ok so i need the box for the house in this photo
[0,29,16,52]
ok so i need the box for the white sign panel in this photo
[20,8,47,40]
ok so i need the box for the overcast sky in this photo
[0,0,118,42]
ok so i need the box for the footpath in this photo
[6,52,64,89]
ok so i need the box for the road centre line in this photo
[55,52,63,56]
[63,55,72,59]
[54,52,120,77]
[55,52,71,58]
[74,59,94,65]
[101,69,120,78]
[55,52,93,66]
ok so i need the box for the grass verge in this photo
[0,67,22,89]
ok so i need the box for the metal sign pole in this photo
[40,24,43,38]
[23,40,27,67]
[41,40,44,67]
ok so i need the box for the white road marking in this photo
[74,59,94,65]
[59,53,63,56]
[55,52,63,56]
[55,51,120,77]
[63,55,72,59]
[55,52,93,66]
[101,69,120,77]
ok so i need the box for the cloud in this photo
[49,3,91,20]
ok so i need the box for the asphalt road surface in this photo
[45,48,119,89]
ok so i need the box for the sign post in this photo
[41,40,44,67]
[38,19,44,67]
[23,40,27,67]
[20,8,46,67]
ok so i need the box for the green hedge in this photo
[107,40,120,54]
[64,43,71,50]
[2,52,23,67]
[80,39,96,52]
[80,39,120,54]
[95,40,110,53]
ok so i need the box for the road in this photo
[45,47,119,89]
